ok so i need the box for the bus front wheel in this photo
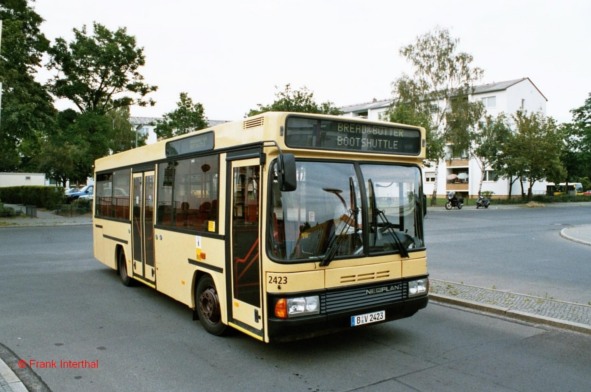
[117,250,134,287]
[195,276,227,336]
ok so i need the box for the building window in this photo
[481,96,496,108]
[425,172,436,183]
[484,170,498,181]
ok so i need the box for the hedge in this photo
[0,186,65,210]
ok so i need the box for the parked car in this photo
[66,184,94,203]
[583,190,591,196]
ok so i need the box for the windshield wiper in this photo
[319,178,359,267]
[368,179,409,258]
[320,207,358,266]
[376,209,409,258]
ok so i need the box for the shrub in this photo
[0,186,65,210]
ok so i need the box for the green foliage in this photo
[107,107,145,152]
[39,22,156,183]
[390,27,483,204]
[47,22,157,114]
[155,92,208,139]
[56,198,92,216]
[0,0,56,171]
[247,84,342,117]
[0,186,65,209]
[34,110,114,185]
[473,114,512,194]
[445,95,485,154]
[562,93,591,183]
[394,27,484,137]
[0,202,18,218]
[501,111,565,199]
[387,85,446,166]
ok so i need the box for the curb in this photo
[0,344,51,392]
[560,227,591,246]
[0,359,27,392]
[430,293,591,336]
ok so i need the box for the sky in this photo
[32,0,590,123]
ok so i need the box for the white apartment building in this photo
[340,77,549,199]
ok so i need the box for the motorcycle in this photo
[445,192,464,210]
[476,195,490,209]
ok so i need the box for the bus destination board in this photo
[285,116,422,155]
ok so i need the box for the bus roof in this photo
[95,112,426,172]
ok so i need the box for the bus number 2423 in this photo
[268,275,288,285]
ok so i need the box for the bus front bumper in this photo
[267,294,428,342]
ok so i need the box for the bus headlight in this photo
[274,296,320,319]
[408,279,428,297]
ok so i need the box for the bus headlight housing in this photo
[408,279,428,297]
[274,295,320,319]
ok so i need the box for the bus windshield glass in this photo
[269,160,424,263]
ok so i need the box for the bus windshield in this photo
[269,160,424,263]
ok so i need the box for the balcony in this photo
[446,182,469,192]
[447,158,469,167]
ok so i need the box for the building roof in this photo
[340,98,393,113]
[473,77,548,101]
[340,77,547,113]
[130,117,160,126]
[129,117,229,128]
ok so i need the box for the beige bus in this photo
[92,112,429,342]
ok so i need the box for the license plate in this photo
[351,310,385,327]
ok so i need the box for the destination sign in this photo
[284,116,421,155]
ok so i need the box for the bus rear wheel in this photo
[195,276,227,336]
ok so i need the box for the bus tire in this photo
[117,250,134,287]
[195,275,227,336]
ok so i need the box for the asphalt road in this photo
[1,216,590,391]
[425,203,591,304]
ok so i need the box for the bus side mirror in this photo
[278,153,297,192]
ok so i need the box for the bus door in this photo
[132,170,156,284]
[228,158,263,337]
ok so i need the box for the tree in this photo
[473,114,512,195]
[0,0,56,171]
[107,107,146,152]
[389,27,484,204]
[247,84,342,116]
[42,22,157,184]
[47,22,157,114]
[387,82,446,177]
[502,111,565,199]
[154,92,208,139]
[563,93,591,186]
[35,109,113,186]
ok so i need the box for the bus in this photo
[92,112,429,342]
[546,182,583,196]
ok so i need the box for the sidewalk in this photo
[0,206,589,391]
[0,205,91,228]
[428,213,591,336]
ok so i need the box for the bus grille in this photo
[243,116,264,129]
[321,281,407,313]
[339,270,391,284]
